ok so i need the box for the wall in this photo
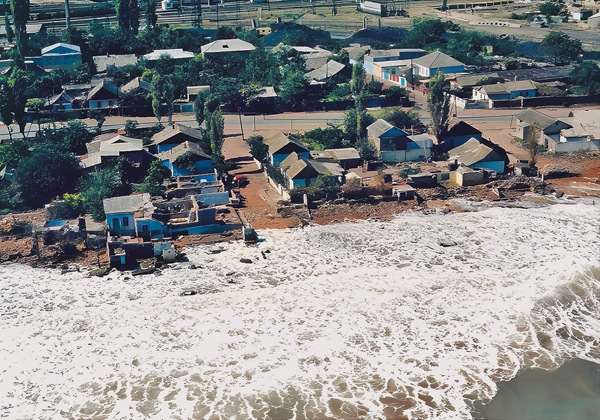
[457,169,484,186]
[363,59,375,76]
[195,191,230,206]
[32,53,82,70]
[107,213,135,236]
[136,219,165,239]
[89,99,118,109]
[494,94,600,108]
[549,138,600,153]
[469,161,504,173]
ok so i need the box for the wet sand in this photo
[474,358,600,420]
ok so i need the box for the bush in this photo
[45,193,85,221]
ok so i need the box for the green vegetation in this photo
[135,160,171,198]
[541,31,583,64]
[570,61,600,94]
[427,72,451,140]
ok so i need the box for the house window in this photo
[441,173,450,181]
[524,92,529,97]
[142,224,149,231]
[97,101,102,108]
[122,217,129,227]
[112,218,120,229]
[108,100,114,107]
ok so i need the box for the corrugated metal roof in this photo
[103,193,152,215]
[121,77,152,93]
[413,50,464,69]
[516,109,559,129]
[367,119,394,138]
[201,39,256,54]
[263,132,308,155]
[143,49,194,60]
[93,54,138,72]
[41,43,80,55]
[305,60,345,82]
[150,123,205,146]
[156,141,210,162]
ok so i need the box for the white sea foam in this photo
[1,203,599,419]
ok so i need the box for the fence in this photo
[493,94,600,108]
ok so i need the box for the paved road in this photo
[0,109,525,141]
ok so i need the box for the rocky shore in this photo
[1,156,598,270]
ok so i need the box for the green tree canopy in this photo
[13,147,82,208]
[541,31,583,64]
[427,71,451,140]
[135,159,171,197]
[570,61,600,93]
[11,0,29,67]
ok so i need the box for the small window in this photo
[97,101,102,108]
[441,173,450,181]
[112,218,120,229]
[122,217,129,227]
[108,100,114,107]
[142,224,149,231]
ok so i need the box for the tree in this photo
[570,61,600,94]
[194,90,206,127]
[539,1,564,22]
[11,0,29,68]
[355,138,378,161]
[248,135,268,165]
[135,160,171,197]
[8,67,34,137]
[4,13,14,43]
[0,79,14,140]
[150,74,174,124]
[344,107,375,142]
[209,110,226,174]
[115,0,139,33]
[349,63,368,142]
[278,65,309,108]
[90,110,106,130]
[13,147,82,208]
[141,0,157,28]
[525,121,542,166]
[427,71,451,140]
[541,31,583,64]
[79,164,128,221]
[381,108,421,131]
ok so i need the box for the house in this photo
[279,152,344,189]
[44,90,79,111]
[143,48,195,64]
[32,43,82,70]
[147,123,206,154]
[81,134,156,180]
[263,132,310,165]
[186,85,210,102]
[451,73,501,91]
[448,138,506,173]
[87,79,120,109]
[367,119,432,163]
[156,141,212,176]
[437,119,482,151]
[412,51,465,78]
[393,185,416,200]
[305,60,346,83]
[515,108,572,145]
[572,9,593,21]
[93,54,138,73]
[549,110,600,152]
[303,47,334,71]
[310,147,361,169]
[363,48,427,76]
[0,60,48,77]
[0,23,45,39]
[343,44,370,66]
[201,39,256,55]
[104,192,241,244]
[472,80,536,101]
[104,193,154,237]
[120,76,152,94]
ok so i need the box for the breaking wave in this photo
[1,202,599,419]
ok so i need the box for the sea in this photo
[1,199,599,420]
